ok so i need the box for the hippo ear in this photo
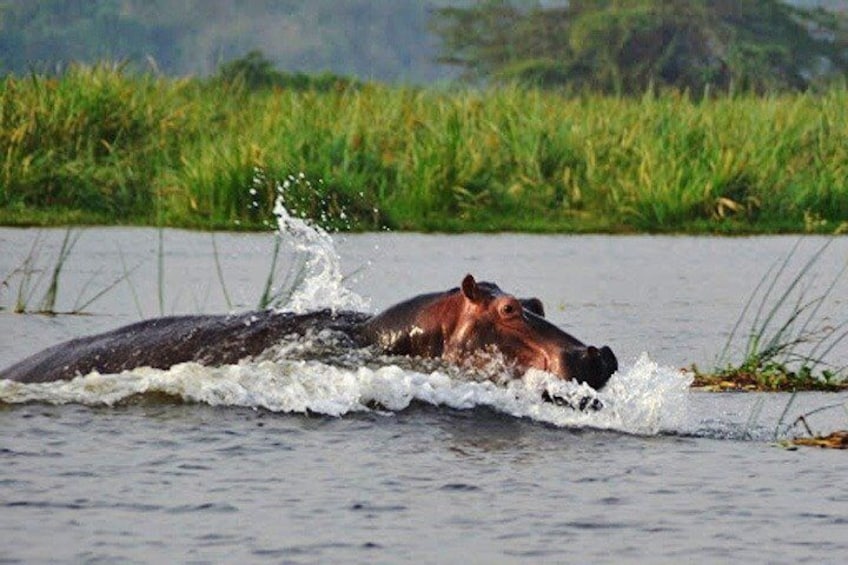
[520,298,545,317]
[461,274,481,302]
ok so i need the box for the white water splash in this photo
[0,353,691,435]
[272,175,368,314]
[0,175,692,434]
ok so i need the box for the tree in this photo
[213,50,359,91]
[431,0,848,94]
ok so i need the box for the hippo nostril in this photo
[600,345,618,374]
[560,345,617,391]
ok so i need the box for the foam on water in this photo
[0,186,692,434]
[0,354,691,435]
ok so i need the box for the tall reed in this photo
[695,239,848,391]
[2,65,848,233]
[0,228,132,315]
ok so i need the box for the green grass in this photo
[2,64,848,233]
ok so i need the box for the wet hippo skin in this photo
[1,275,617,389]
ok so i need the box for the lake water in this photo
[1,226,847,563]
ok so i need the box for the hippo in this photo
[0,274,618,390]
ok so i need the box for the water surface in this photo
[1,228,847,563]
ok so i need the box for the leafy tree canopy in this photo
[432,0,848,93]
[215,50,358,91]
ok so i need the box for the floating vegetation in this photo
[692,239,848,392]
[780,403,848,450]
[789,431,848,450]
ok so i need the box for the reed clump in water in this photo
[692,240,848,392]
[0,228,136,315]
[2,64,848,233]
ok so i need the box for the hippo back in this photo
[0,310,369,383]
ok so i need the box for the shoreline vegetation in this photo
[1,64,847,235]
[692,239,848,394]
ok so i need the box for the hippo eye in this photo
[500,303,517,317]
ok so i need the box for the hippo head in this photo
[447,275,618,390]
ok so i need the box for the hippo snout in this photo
[564,345,618,390]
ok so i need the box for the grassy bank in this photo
[2,64,848,233]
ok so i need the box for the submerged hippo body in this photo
[0,275,617,389]
[0,310,369,384]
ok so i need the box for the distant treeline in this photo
[1,65,847,234]
[433,0,848,94]
[0,0,453,83]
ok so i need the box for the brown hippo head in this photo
[358,274,618,390]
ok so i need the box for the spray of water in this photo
[0,351,692,436]
[251,170,369,314]
[0,172,694,435]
